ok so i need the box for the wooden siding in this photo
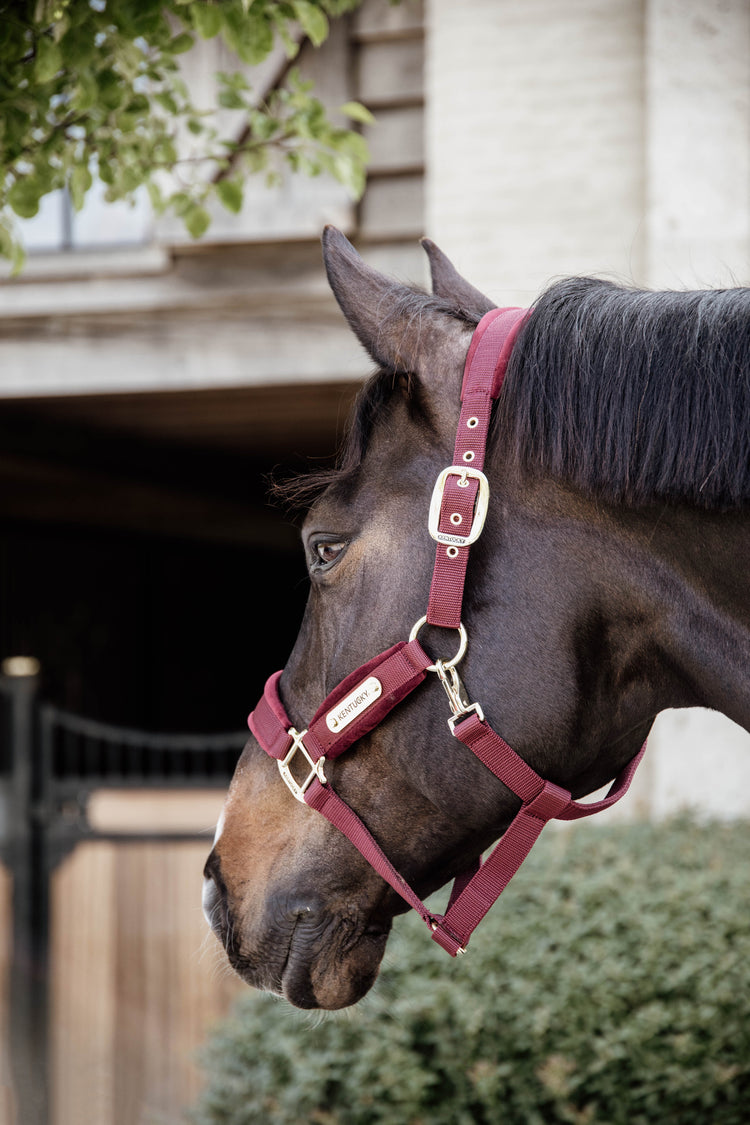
[354,0,425,241]
[43,796,245,1125]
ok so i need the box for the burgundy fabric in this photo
[427,307,528,629]
[245,304,649,958]
[306,781,439,929]
[248,640,432,765]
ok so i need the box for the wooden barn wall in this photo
[355,0,425,242]
[48,800,244,1125]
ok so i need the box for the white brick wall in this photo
[426,0,750,299]
[645,0,750,288]
[426,0,646,304]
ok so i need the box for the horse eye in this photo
[312,540,347,570]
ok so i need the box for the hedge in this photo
[190,817,750,1125]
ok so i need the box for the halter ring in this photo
[409,616,467,672]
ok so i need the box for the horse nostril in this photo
[202,874,221,930]
[202,859,229,940]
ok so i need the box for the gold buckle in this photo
[428,466,490,547]
[278,728,327,803]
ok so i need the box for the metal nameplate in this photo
[326,676,383,732]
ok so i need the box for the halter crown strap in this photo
[246,304,648,958]
[427,308,528,629]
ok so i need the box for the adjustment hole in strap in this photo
[466,416,479,429]
[463,451,475,463]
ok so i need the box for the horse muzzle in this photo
[203,858,391,1009]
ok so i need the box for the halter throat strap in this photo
[247,307,647,957]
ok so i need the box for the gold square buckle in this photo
[428,466,490,547]
[278,728,327,803]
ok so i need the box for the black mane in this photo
[503,277,750,509]
[276,276,750,513]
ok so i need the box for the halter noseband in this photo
[248,308,646,957]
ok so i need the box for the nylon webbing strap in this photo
[427,307,528,629]
[249,641,432,767]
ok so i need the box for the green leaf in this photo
[191,3,223,38]
[292,1,329,47]
[215,179,243,213]
[34,36,63,83]
[169,191,193,218]
[222,9,274,65]
[97,69,125,111]
[0,220,25,275]
[340,100,375,126]
[167,32,195,54]
[7,183,40,218]
[146,180,166,213]
[68,163,93,211]
[184,203,211,239]
[218,88,246,110]
[332,154,366,199]
[155,91,180,114]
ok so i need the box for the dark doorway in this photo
[0,382,357,731]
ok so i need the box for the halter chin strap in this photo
[248,307,647,957]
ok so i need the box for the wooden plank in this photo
[359,175,425,238]
[87,790,227,836]
[0,381,361,460]
[354,0,424,39]
[49,837,244,1125]
[51,843,117,1125]
[357,40,424,105]
[365,106,424,173]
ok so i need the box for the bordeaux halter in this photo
[248,308,646,957]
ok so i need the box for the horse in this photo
[202,227,750,1010]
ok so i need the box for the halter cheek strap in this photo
[247,307,647,957]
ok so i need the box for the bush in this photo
[191,818,750,1125]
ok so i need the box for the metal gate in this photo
[0,663,245,1125]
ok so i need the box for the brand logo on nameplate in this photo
[326,677,382,732]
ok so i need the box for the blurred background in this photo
[0,0,749,1122]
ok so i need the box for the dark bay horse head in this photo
[204,228,750,1009]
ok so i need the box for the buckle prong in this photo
[428,466,489,547]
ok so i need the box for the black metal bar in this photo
[1,669,48,1125]
[0,683,242,1124]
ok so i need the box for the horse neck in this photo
[635,505,750,731]
[558,494,750,736]
[494,477,750,781]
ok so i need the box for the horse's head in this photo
[202,230,654,1008]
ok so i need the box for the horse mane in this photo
[503,277,750,510]
[275,276,750,513]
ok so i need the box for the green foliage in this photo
[191,818,750,1125]
[0,0,373,271]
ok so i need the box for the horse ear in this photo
[322,226,472,382]
[421,238,496,317]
